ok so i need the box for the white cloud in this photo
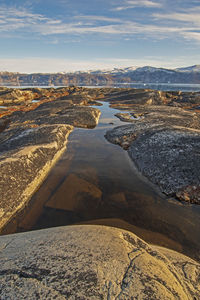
[0,6,49,33]
[152,8,200,43]
[181,31,200,42]
[74,15,121,23]
[114,0,162,11]
[153,11,200,26]
[34,20,192,37]
[127,0,162,7]
[0,4,200,45]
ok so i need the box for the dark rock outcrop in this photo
[105,105,200,200]
[128,128,200,196]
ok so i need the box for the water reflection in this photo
[17,102,200,261]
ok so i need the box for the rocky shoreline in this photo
[0,86,101,233]
[105,103,200,204]
[102,87,200,201]
[0,86,200,298]
[0,86,200,233]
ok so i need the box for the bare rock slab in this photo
[0,124,73,233]
[129,128,200,195]
[105,106,200,199]
[8,102,101,129]
[0,225,199,299]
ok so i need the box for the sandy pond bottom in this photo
[16,102,200,261]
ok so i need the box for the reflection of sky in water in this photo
[93,102,125,129]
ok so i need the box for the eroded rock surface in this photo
[105,105,200,200]
[128,128,200,196]
[0,124,73,233]
[101,88,200,110]
[176,185,200,204]
[0,225,199,299]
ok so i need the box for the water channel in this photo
[17,101,200,261]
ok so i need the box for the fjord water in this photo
[106,82,200,92]
[18,101,200,261]
[6,82,200,92]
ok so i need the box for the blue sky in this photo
[0,0,200,73]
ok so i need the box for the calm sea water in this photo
[109,83,200,92]
[4,83,200,92]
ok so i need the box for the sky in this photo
[0,0,200,73]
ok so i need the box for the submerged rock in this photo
[0,225,199,299]
[46,173,102,211]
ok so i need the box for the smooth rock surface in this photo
[0,225,199,299]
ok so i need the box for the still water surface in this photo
[5,83,200,92]
[17,101,200,261]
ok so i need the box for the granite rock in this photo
[105,105,200,198]
[0,225,199,299]
[0,125,73,233]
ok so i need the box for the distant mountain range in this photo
[1,65,200,86]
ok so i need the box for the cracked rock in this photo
[0,225,199,299]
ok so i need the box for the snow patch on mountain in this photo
[176,65,200,73]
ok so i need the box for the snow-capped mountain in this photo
[134,66,175,73]
[176,65,200,73]
[83,65,178,75]
[66,65,200,76]
[79,66,138,75]
[1,65,200,86]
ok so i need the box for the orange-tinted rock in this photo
[176,185,200,204]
